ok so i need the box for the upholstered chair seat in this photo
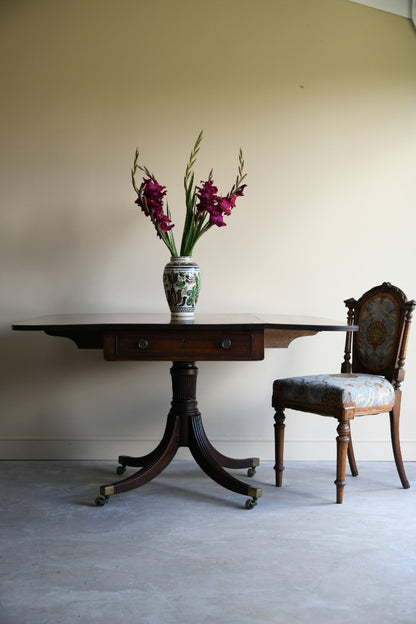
[273,373,395,412]
[272,283,415,504]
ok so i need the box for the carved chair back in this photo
[342,282,415,389]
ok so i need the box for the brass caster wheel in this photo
[247,467,256,478]
[116,465,126,475]
[95,495,110,507]
[245,497,257,510]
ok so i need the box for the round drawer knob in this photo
[221,338,232,350]
[137,338,149,350]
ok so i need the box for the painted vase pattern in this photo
[163,256,201,319]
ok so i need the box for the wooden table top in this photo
[12,312,355,332]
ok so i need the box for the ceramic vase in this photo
[163,256,201,320]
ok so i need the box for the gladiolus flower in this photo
[134,177,174,239]
[131,132,246,256]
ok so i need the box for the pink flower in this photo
[131,132,247,256]
[135,177,174,236]
[196,180,218,214]
[208,208,226,227]
[196,180,246,227]
[235,185,247,197]
[216,196,233,216]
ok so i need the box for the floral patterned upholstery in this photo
[357,294,399,371]
[273,373,395,410]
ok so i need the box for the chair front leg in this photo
[274,405,286,487]
[335,419,351,504]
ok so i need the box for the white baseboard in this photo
[0,438,415,462]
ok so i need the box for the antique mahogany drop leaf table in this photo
[12,313,356,509]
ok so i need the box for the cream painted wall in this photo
[1,0,415,463]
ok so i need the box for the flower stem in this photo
[180,130,203,256]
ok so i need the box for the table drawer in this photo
[104,329,264,361]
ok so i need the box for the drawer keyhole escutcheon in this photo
[137,338,149,350]
[221,338,232,350]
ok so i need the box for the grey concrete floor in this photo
[1,460,415,624]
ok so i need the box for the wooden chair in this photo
[272,282,415,503]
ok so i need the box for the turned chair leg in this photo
[347,430,359,477]
[389,394,410,489]
[274,406,286,487]
[335,419,351,504]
